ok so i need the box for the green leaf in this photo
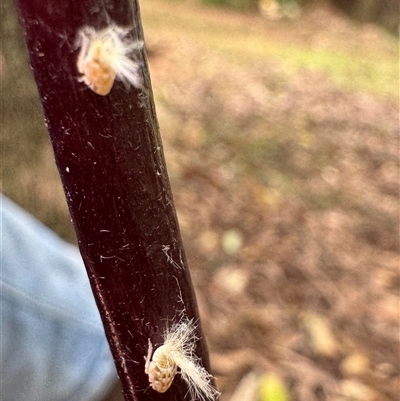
[258,373,290,401]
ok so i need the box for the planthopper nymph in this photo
[76,24,143,96]
[145,319,220,401]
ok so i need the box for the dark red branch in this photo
[14,0,214,400]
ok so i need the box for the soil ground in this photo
[1,0,399,400]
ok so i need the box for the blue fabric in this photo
[0,194,117,401]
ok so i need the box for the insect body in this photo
[145,339,177,393]
[145,319,219,401]
[76,25,143,96]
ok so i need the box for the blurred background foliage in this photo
[198,0,399,36]
[1,0,399,400]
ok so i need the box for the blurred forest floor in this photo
[1,0,399,400]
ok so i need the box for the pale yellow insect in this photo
[145,339,177,393]
[76,25,143,96]
[145,320,220,400]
